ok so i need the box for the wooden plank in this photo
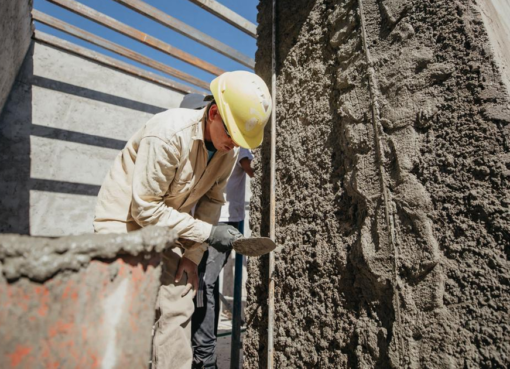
[113,0,255,69]
[32,10,210,90]
[187,0,257,38]
[46,0,224,76]
[34,31,205,95]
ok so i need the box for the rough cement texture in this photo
[0,0,33,115]
[0,40,186,236]
[0,225,176,282]
[0,226,175,368]
[245,0,510,367]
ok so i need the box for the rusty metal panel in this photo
[113,0,255,69]
[187,0,257,38]
[46,0,225,76]
[34,31,204,95]
[32,10,210,91]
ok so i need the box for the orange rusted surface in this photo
[0,253,162,368]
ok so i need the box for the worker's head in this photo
[179,93,209,110]
[180,92,236,151]
[206,101,238,152]
[210,71,272,149]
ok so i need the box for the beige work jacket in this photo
[94,108,238,264]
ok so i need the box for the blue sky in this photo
[33,0,259,92]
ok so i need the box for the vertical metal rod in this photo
[267,0,277,367]
[230,222,244,369]
[358,0,404,364]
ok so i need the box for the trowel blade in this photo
[232,237,277,257]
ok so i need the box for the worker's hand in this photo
[175,256,198,298]
[207,223,243,252]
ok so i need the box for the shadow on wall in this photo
[0,41,167,235]
[0,44,33,234]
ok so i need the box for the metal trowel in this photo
[232,237,277,257]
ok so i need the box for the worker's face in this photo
[208,104,238,152]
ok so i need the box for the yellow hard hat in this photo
[210,71,272,149]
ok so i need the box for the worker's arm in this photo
[131,136,213,248]
[240,157,254,178]
[185,152,238,263]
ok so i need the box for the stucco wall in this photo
[0,0,33,115]
[245,0,510,367]
[0,41,186,236]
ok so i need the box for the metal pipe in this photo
[230,221,245,369]
[267,0,277,367]
[33,31,204,95]
[187,0,257,38]
[32,10,210,91]
[230,254,244,368]
[113,0,255,69]
[46,0,225,76]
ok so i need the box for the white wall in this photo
[477,0,510,95]
[0,41,186,236]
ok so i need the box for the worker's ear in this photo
[208,103,220,121]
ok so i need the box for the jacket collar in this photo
[191,108,207,142]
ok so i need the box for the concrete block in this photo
[0,227,176,368]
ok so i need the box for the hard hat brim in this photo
[211,76,264,149]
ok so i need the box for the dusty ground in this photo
[245,0,510,367]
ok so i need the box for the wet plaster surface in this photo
[245,0,510,367]
[0,226,176,282]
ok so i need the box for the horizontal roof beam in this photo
[34,31,205,95]
[187,0,257,38]
[113,0,255,69]
[46,0,225,76]
[32,10,210,90]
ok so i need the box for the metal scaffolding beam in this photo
[32,10,210,90]
[187,0,257,38]
[113,0,255,69]
[46,0,224,76]
[34,31,205,95]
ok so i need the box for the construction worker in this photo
[191,146,254,369]
[93,71,271,368]
[180,93,255,368]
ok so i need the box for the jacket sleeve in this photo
[184,151,238,263]
[131,136,212,246]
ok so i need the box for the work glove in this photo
[206,223,243,252]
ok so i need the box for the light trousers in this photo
[152,247,195,369]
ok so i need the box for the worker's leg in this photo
[191,246,231,368]
[152,247,195,369]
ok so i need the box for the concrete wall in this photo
[0,0,33,115]
[245,0,510,367]
[0,40,186,236]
